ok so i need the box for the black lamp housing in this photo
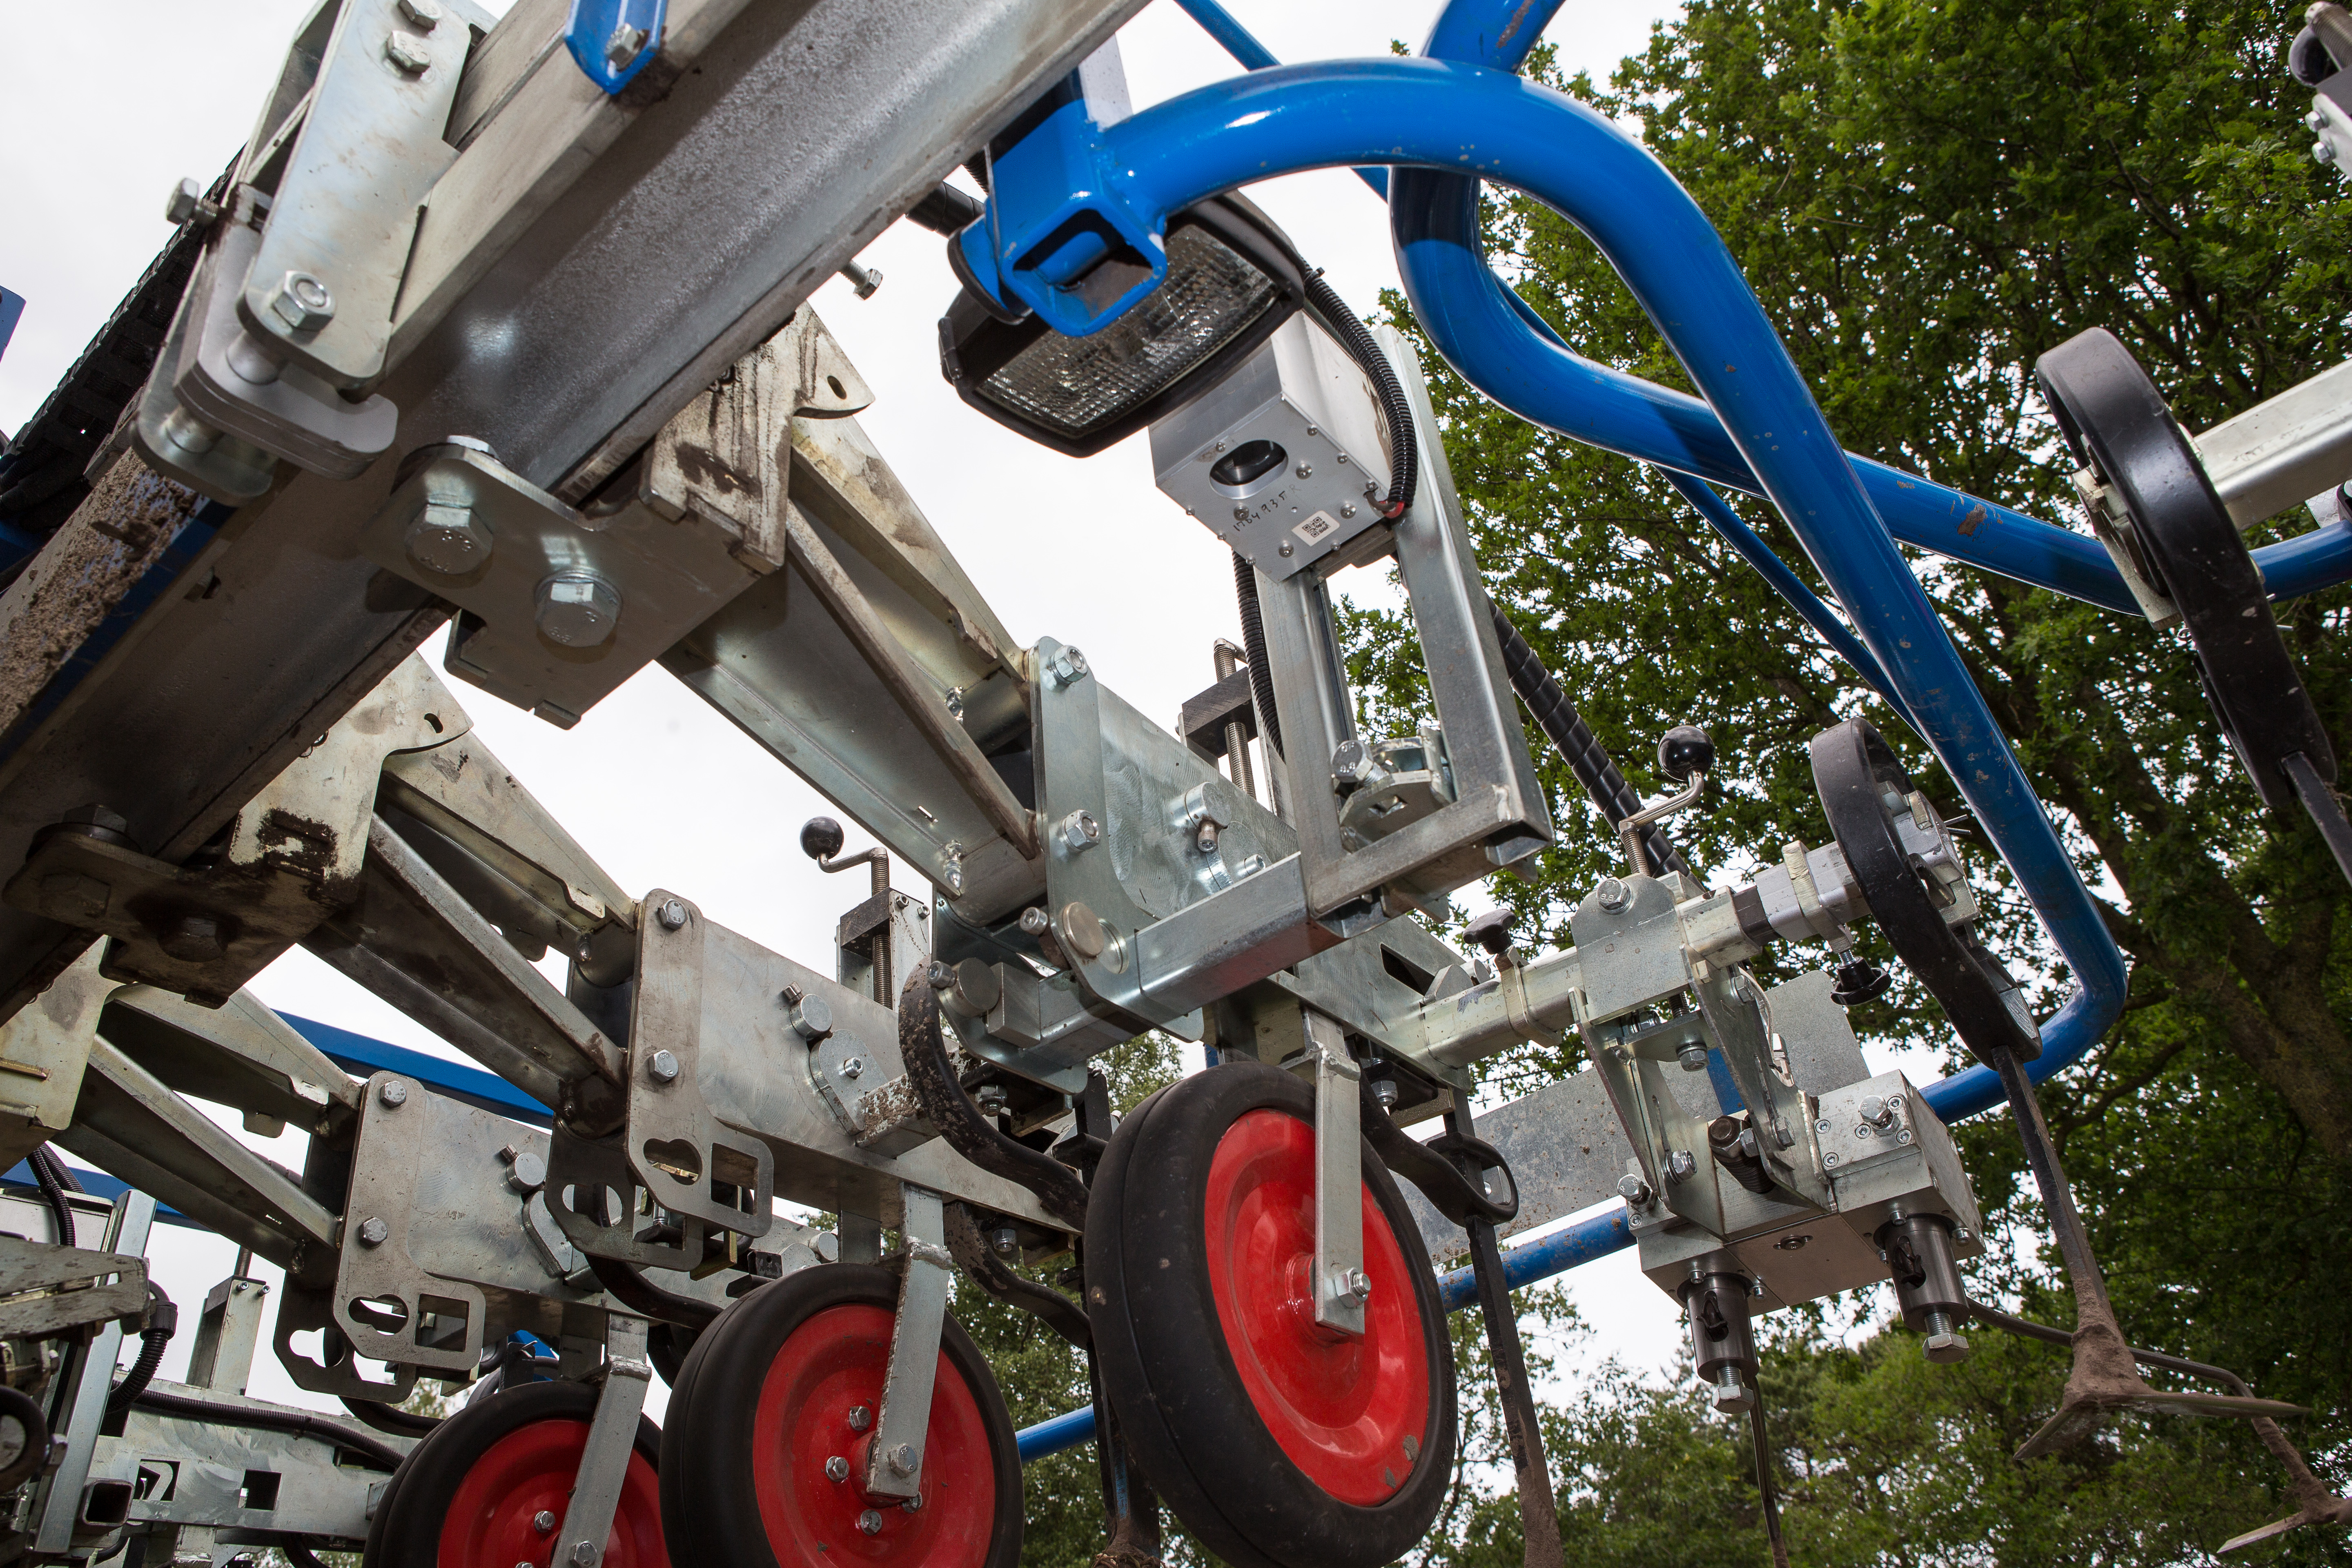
[937,194,1308,458]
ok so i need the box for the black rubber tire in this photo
[1086,1060,1457,1568]
[657,1263,1023,1568]
[0,1385,47,1492]
[363,1380,664,1568]
[1810,718,2039,1063]
[2036,326,2336,813]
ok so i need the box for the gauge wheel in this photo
[1809,717,2038,1062]
[657,1263,1022,1568]
[363,1378,667,1568]
[2035,326,2335,813]
[0,1385,47,1492]
[1087,1060,1456,1568]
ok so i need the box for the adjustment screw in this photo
[535,571,622,648]
[888,1443,916,1475]
[404,501,492,575]
[384,31,432,73]
[379,1080,409,1108]
[824,1455,849,1483]
[1617,1172,1654,1207]
[534,1511,557,1534]
[1666,1148,1697,1183]
[1058,810,1101,853]
[356,1216,390,1247]
[857,1509,884,1537]
[162,177,220,228]
[656,898,688,931]
[160,912,224,963]
[1677,1045,1709,1073]
[647,1049,680,1084]
[1595,876,1630,912]
[848,1405,873,1432]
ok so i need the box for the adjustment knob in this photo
[1657,725,1715,783]
[1463,908,1516,956]
[799,817,846,863]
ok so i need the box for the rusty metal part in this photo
[941,1200,1087,1349]
[898,978,1086,1230]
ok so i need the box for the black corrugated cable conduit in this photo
[1232,553,1285,763]
[105,1282,176,1420]
[1303,272,1417,521]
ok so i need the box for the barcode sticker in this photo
[1293,511,1340,546]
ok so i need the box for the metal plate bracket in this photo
[861,1186,951,1500]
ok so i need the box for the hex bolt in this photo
[974,1084,1010,1116]
[848,1405,873,1432]
[404,501,492,575]
[990,1225,1019,1255]
[1345,1268,1372,1301]
[1595,876,1630,912]
[1058,810,1101,853]
[656,898,688,931]
[1195,822,1221,855]
[2318,138,2339,164]
[1018,906,1050,936]
[267,271,336,332]
[2309,109,2330,130]
[647,1049,680,1085]
[1921,1309,1972,1365]
[1860,1094,1898,1129]
[356,1216,390,1247]
[163,177,221,228]
[397,0,443,24]
[506,1151,548,1196]
[824,1456,849,1483]
[1617,1172,1654,1208]
[1709,1365,1753,1414]
[160,912,223,963]
[839,1056,864,1080]
[924,959,953,988]
[572,1543,599,1567]
[379,1080,409,1109]
[606,22,648,69]
[887,1443,917,1475]
[534,1511,557,1534]
[535,572,622,648]
[1369,1077,1401,1111]
[1677,1045,1709,1073]
[384,31,433,72]
[902,1494,923,1513]
[1043,647,1089,688]
[857,1510,884,1537]
[1665,1148,1698,1184]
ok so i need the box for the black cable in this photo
[30,1145,78,1248]
[1303,273,1417,522]
[106,1282,175,1420]
[907,181,985,235]
[586,1253,719,1331]
[129,1386,406,1472]
[341,1395,441,1438]
[1488,603,1690,876]
[1232,553,1284,760]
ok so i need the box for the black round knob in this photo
[799,817,846,863]
[1829,958,1893,1007]
[1463,908,1516,956]
[1657,725,1715,784]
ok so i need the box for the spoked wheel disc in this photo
[1088,1060,1456,1568]
[363,1379,667,1568]
[658,1263,1022,1568]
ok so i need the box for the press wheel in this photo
[1087,1060,1456,1568]
[363,1379,667,1568]
[657,1263,1022,1568]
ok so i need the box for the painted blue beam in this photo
[282,1011,551,1125]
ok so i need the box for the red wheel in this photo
[363,1380,667,1568]
[658,1264,1022,1568]
[1088,1062,1455,1568]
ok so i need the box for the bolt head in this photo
[824,1455,849,1482]
[888,1443,916,1475]
[656,897,689,931]
[1617,1172,1654,1207]
[857,1509,884,1537]
[534,1511,557,1534]
[356,1216,390,1247]
[925,959,953,988]
[1294,463,1314,479]
[1018,906,1050,936]
[1345,1268,1372,1300]
[839,1056,864,1080]
[535,572,622,648]
[379,1080,409,1108]
[1923,1330,1972,1365]
[572,1542,599,1567]
[1195,822,1221,854]
[2310,109,2330,130]
[404,501,492,575]
[1595,876,1630,911]
[506,1151,548,1195]
[1667,1148,1699,1183]
[163,177,218,227]
[397,0,443,24]
[1823,1151,1841,1169]
[975,1085,1010,1116]
[848,1405,872,1432]
[647,1049,681,1084]
[1709,1374,1755,1414]
[384,31,433,72]
[268,270,336,332]
[902,1493,923,1513]
[159,912,223,963]
[605,22,648,69]
[990,1225,1019,1255]
[1058,810,1101,853]
[1677,1045,1709,1072]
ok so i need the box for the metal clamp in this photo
[553,1312,654,1568]
[1305,1009,1367,1339]
[862,1185,951,1500]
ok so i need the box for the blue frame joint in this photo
[564,0,665,94]
[986,91,1165,336]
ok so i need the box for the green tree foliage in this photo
[1334,0,2351,1559]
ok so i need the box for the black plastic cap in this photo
[799,817,846,863]
[1463,908,1515,956]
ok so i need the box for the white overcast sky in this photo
[0,0,1700,1419]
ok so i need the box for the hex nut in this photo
[535,572,622,648]
[404,501,492,576]
[888,1443,916,1475]
[1042,646,1090,688]
[160,913,223,963]
[655,898,689,931]
[1595,876,1630,912]
[384,31,433,72]
[605,22,648,69]
[1058,810,1101,854]
[379,1080,409,1108]
[857,1510,884,1537]
[534,1510,557,1534]
[267,270,336,332]
[647,1049,681,1085]
[356,1216,390,1247]
[1665,1148,1698,1183]
[572,1543,599,1567]
[1923,1329,1972,1364]
[824,1456,849,1483]
[1617,1172,1654,1208]
[848,1405,873,1432]
[396,0,443,24]
[990,1225,1019,1255]
[1677,1045,1709,1073]
[1344,1268,1372,1301]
